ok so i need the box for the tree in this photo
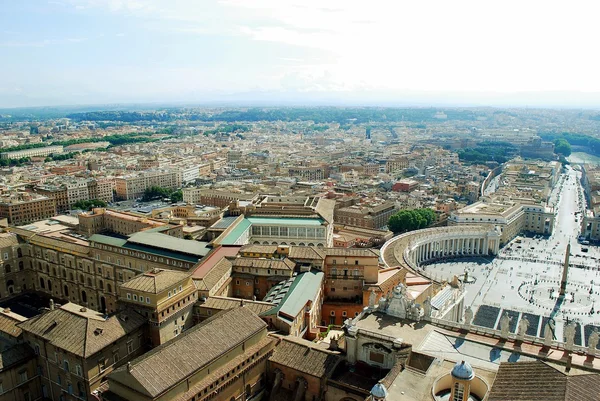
[170,190,183,202]
[554,138,572,157]
[73,199,107,210]
[142,186,182,202]
[388,208,437,234]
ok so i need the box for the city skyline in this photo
[3,0,600,108]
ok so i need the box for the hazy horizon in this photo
[3,1,600,109]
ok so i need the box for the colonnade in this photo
[411,235,500,265]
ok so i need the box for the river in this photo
[568,152,600,165]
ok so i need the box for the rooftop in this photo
[89,232,210,263]
[108,307,267,398]
[17,303,146,358]
[120,269,191,294]
[269,336,341,378]
[263,271,324,320]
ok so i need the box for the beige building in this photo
[335,200,397,230]
[449,196,554,245]
[78,208,182,237]
[6,221,206,315]
[0,145,63,160]
[102,307,276,401]
[114,170,181,200]
[0,193,56,226]
[118,269,196,346]
[0,309,41,401]
[18,302,146,400]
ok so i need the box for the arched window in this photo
[7,280,14,294]
[81,290,87,303]
[79,274,84,283]
[69,272,74,281]
[98,280,104,290]
[63,360,70,372]
[107,283,112,293]
[64,285,69,297]
[18,261,23,271]
[53,268,57,276]
[4,265,10,274]
[17,248,22,257]
[47,280,52,292]
[39,277,45,289]
[87,278,92,287]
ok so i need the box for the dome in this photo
[451,360,474,380]
[370,383,389,398]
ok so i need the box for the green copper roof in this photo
[220,218,252,245]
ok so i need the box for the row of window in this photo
[189,355,264,401]
[95,245,189,268]
[127,293,151,304]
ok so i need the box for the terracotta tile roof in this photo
[193,258,232,292]
[269,336,342,378]
[288,246,326,260]
[171,337,275,401]
[108,307,266,398]
[17,303,145,358]
[231,257,295,271]
[191,246,241,279]
[240,244,279,254]
[201,296,275,316]
[0,309,25,338]
[566,375,600,401]
[488,361,600,401]
[120,269,190,294]
[0,232,20,248]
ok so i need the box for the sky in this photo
[1,0,600,108]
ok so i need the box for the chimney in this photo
[127,362,132,372]
[49,299,55,311]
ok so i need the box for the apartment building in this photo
[87,179,114,204]
[0,193,56,225]
[287,165,329,181]
[35,178,114,213]
[182,188,256,208]
[385,156,409,173]
[18,302,146,400]
[335,200,397,230]
[114,170,181,200]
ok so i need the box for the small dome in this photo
[451,360,474,380]
[370,383,388,398]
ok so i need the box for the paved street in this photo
[427,166,600,342]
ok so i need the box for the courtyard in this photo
[425,166,600,346]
